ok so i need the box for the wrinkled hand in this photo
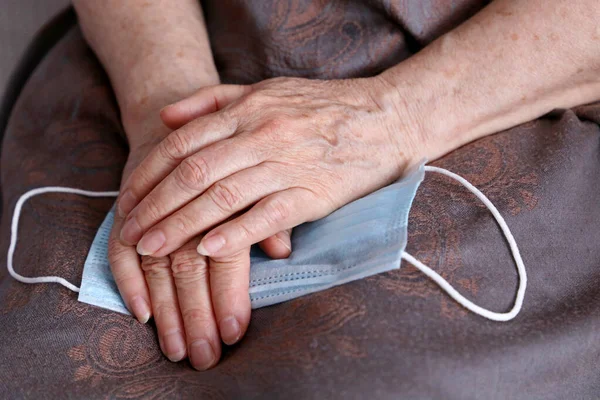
[109,108,291,370]
[118,76,421,259]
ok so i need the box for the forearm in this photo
[73,0,219,146]
[380,0,600,160]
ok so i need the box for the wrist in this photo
[366,73,438,170]
[119,62,220,150]
[121,69,219,124]
[117,48,219,122]
[375,45,476,164]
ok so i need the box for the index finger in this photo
[108,212,151,323]
[161,84,252,130]
[117,111,239,219]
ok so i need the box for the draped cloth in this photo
[1,2,599,398]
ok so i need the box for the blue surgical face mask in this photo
[7,163,527,322]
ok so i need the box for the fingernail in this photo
[219,316,241,345]
[130,296,151,324]
[197,234,225,256]
[121,216,142,244]
[190,339,215,370]
[162,329,186,362]
[137,230,166,256]
[118,191,136,218]
[275,231,292,252]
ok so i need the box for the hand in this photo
[109,106,292,370]
[117,76,423,259]
[157,86,294,259]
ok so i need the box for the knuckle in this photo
[107,237,128,262]
[176,156,211,191]
[181,308,213,327]
[208,182,242,213]
[170,249,208,280]
[214,110,231,127]
[235,221,255,241]
[112,272,139,291]
[140,255,171,279]
[140,196,165,223]
[170,214,196,237]
[161,131,192,160]
[258,118,286,140]
[153,303,179,321]
[301,187,332,220]
[263,197,290,225]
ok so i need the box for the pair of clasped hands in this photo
[110,76,420,370]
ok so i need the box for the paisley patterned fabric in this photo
[1,2,600,398]
[201,0,490,82]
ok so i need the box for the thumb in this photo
[259,229,293,259]
[160,84,252,129]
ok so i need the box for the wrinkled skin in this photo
[113,75,424,369]
[118,77,420,258]
[108,105,292,370]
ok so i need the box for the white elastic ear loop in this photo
[7,187,119,293]
[401,166,527,322]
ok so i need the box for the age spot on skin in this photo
[443,66,458,79]
[510,33,519,41]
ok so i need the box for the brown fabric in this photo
[201,0,490,82]
[1,2,600,399]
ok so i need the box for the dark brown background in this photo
[1,1,599,398]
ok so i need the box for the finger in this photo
[140,254,187,363]
[210,247,252,345]
[161,84,252,130]
[170,239,221,370]
[117,111,239,219]
[135,163,286,257]
[259,229,293,259]
[121,136,266,246]
[108,212,151,324]
[198,188,324,258]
